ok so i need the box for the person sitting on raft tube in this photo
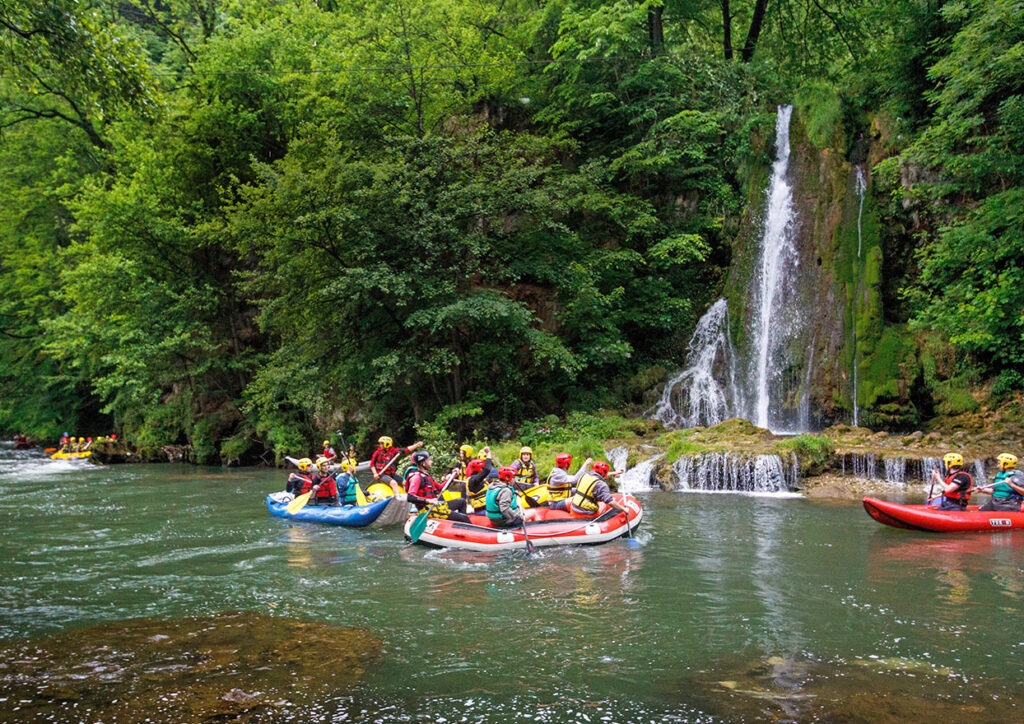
[511,446,539,489]
[462,458,490,512]
[976,453,1024,512]
[406,450,470,522]
[485,466,542,527]
[335,457,362,505]
[307,456,340,506]
[546,453,592,502]
[60,431,70,449]
[371,436,423,495]
[457,444,475,477]
[286,457,317,496]
[321,440,337,461]
[936,453,973,511]
[549,461,629,518]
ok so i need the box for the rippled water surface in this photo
[2,445,1022,721]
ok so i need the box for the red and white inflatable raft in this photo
[863,497,1024,532]
[405,493,643,550]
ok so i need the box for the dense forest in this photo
[1,0,1021,462]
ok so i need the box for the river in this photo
[1,444,1022,721]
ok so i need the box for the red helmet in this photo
[498,466,516,481]
[592,461,610,476]
[466,459,486,475]
[555,453,572,468]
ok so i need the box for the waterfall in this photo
[973,459,987,486]
[748,105,802,432]
[852,166,867,427]
[649,299,735,429]
[618,454,665,494]
[606,446,628,474]
[673,452,798,494]
[884,457,906,484]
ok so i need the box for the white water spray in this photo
[649,299,735,429]
[750,105,800,431]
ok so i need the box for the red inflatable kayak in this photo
[863,497,1024,532]
[405,493,643,550]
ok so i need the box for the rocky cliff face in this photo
[725,101,921,432]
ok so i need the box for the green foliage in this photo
[793,81,843,149]
[775,434,834,475]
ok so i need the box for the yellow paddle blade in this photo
[355,484,369,507]
[286,491,312,514]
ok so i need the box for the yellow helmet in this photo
[297,457,314,472]
[477,450,489,460]
[520,446,533,457]
[322,440,330,447]
[315,456,331,472]
[996,453,1017,470]
[459,444,474,458]
[943,453,964,469]
[378,436,393,447]
[339,458,353,473]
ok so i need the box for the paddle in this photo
[43,447,56,453]
[408,471,458,543]
[622,504,641,549]
[519,514,535,555]
[286,491,313,514]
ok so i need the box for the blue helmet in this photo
[63,432,68,436]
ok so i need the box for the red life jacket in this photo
[407,470,441,499]
[944,471,973,501]
[314,476,338,499]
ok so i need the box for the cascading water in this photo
[673,452,798,494]
[618,454,665,494]
[852,167,867,427]
[649,299,735,429]
[747,105,804,432]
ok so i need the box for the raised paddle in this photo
[408,471,458,543]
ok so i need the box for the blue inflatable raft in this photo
[265,494,408,527]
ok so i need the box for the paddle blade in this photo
[44,447,57,453]
[286,491,312,514]
[408,510,429,542]
[355,484,369,507]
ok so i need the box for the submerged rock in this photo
[0,611,380,722]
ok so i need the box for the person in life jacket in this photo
[60,431,70,448]
[286,458,316,495]
[334,457,362,505]
[977,453,1024,512]
[83,437,93,451]
[511,446,539,488]
[307,457,340,506]
[463,458,490,512]
[321,440,337,461]
[937,453,973,511]
[549,461,629,518]
[546,453,592,502]
[406,450,470,521]
[371,435,423,495]
[457,444,475,477]
[485,466,534,528]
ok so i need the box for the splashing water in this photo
[618,454,665,494]
[649,299,735,429]
[673,452,798,494]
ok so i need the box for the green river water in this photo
[1,445,1022,722]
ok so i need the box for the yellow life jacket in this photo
[546,468,571,501]
[514,460,536,487]
[570,473,603,514]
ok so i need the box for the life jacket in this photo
[371,446,403,476]
[322,447,336,460]
[427,500,456,520]
[314,475,338,500]
[485,483,520,521]
[467,482,487,511]
[992,471,1024,501]
[570,473,604,514]
[288,472,314,495]
[546,468,572,501]
[401,464,419,486]
[944,471,973,503]
[513,460,536,487]
[338,474,360,505]
[407,470,442,499]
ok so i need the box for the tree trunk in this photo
[721,0,733,60]
[741,0,769,62]
[648,6,664,51]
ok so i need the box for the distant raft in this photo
[50,450,91,460]
[863,497,1024,532]
[265,493,408,527]
[405,493,643,550]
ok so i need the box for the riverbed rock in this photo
[0,611,380,722]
